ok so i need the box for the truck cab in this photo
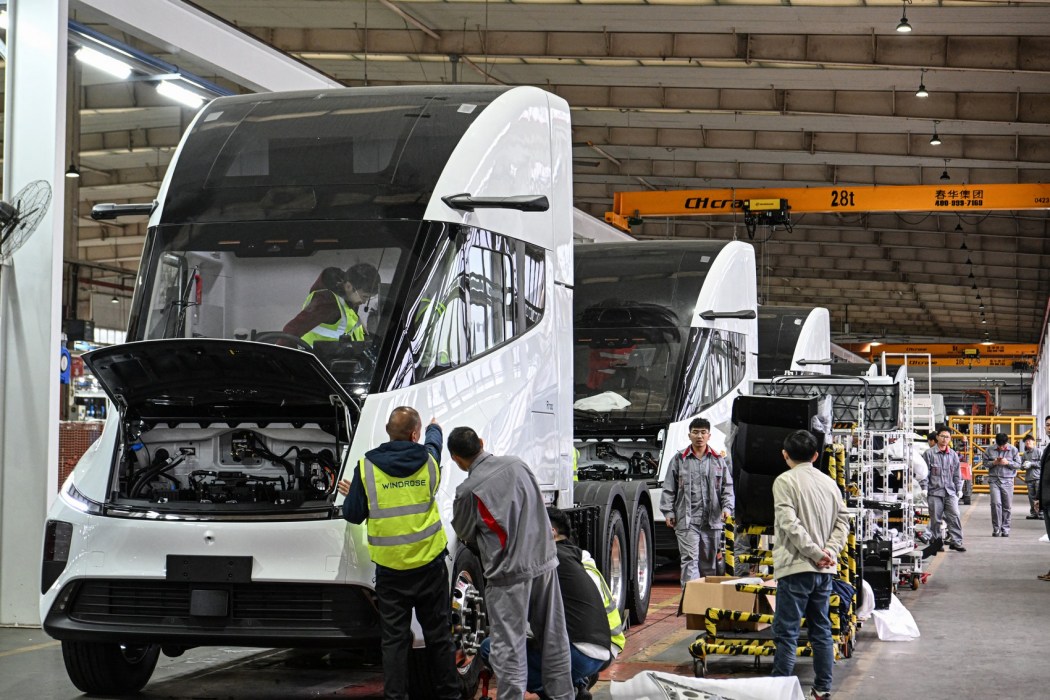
[41,85,574,697]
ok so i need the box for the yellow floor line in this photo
[0,640,60,659]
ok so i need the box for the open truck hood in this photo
[83,339,356,426]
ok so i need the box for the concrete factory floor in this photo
[3,496,1048,699]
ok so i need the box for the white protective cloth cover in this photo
[611,671,804,700]
[856,579,875,620]
[574,391,631,412]
[870,594,920,641]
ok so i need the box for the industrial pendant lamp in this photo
[65,163,81,179]
[896,1,913,33]
[930,121,942,146]
[940,158,950,181]
[916,68,929,98]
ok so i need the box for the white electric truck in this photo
[572,241,759,566]
[40,85,640,697]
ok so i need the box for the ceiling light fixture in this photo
[75,46,132,80]
[916,68,929,98]
[156,79,206,108]
[896,1,913,33]
[940,158,950,181]
[968,271,975,279]
[930,121,942,146]
[65,163,80,179]
[965,256,972,265]
[110,295,119,304]
[955,223,964,232]
[971,281,978,290]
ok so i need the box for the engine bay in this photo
[576,439,660,481]
[112,423,345,514]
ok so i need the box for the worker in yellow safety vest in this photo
[283,263,380,347]
[336,407,459,700]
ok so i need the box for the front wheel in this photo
[449,548,488,699]
[61,640,160,695]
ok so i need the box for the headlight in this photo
[64,481,103,515]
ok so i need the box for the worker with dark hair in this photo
[770,430,850,700]
[923,426,966,552]
[660,416,734,586]
[477,505,623,700]
[983,432,1021,537]
[1021,434,1043,519]
[283,262,380,346]
[336,408,459,700]
[448,427,573,700]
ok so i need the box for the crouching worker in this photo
[479,506,625,700]
[337,408,459,700]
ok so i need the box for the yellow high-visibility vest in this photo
[360,455,447,570]
[582,557,626,655]
[300,290,364,347]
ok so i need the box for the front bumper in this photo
[44,578,380,648]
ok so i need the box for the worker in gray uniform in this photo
[449,427,573,700]
[1021,434,1043,519]
[982,432,1021,536]
[660,417,735,586]
[922,426,966,552]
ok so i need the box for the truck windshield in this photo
[129,219,420,393]
[573,243,721,432]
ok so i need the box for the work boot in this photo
[949,543,966,552]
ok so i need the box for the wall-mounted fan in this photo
[0,180,54,262]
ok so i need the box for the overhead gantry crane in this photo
[604,183,1050,232]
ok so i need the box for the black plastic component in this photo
[165,555,252,584]
[730,395,823,526]
[564,505,600,556]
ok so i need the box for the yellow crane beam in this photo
[605,183,1050,231]
[841,342,1038,358]
[838,342,1038,368]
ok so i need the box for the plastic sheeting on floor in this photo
[870,594,920,641]
[610,670,804,700]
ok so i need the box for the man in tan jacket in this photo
[770,430,850,700]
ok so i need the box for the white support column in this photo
[0,0,69,625]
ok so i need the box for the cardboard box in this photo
[681,576,776,632]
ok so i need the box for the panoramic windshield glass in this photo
[573,243,719,432]
[129,220,419,393]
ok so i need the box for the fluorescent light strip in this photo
[156,80,205,108]
[75,46,133,80]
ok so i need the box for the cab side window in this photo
[387,224,546,389]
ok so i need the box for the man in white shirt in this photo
[770,430,850,700]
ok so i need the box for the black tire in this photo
[449,548,488,700]
[627,505,653,625]
[603,509,629,623]
[61,640,160,695]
